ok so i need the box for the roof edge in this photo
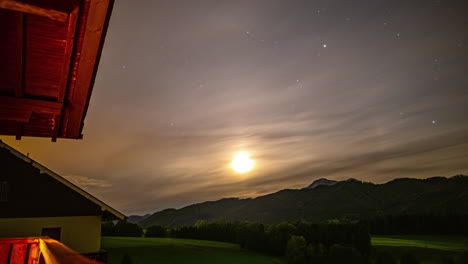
[0,139,126,220]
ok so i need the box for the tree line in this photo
[101,214,468,264]
[102,219,371,264]
[364,214,468,236]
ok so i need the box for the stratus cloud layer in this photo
[2,0,468,214]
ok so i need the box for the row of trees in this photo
[102,219,371,263]
[364,214,468,236]
[102,219,468,264]
[102,213,468,239]
[102,220,143,237]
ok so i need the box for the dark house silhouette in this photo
[0,140,125,254]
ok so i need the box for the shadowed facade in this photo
[0,140,125,254]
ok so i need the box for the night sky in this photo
[2,0,468,215]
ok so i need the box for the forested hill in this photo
[138,175,468,227]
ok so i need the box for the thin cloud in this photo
[63,175,113,188]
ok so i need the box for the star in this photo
[432,120,436,124]
[323,44,327,48]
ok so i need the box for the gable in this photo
[0,147,102,218]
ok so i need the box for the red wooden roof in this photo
[0,0,113,141]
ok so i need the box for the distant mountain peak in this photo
[344,178,362,183]
[127,213,151,224]
[304,178,338,189]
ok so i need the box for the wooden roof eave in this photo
[0,0,114,140]
[58,0,114,140]
[0,0,69,22]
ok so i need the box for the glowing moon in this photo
[231,152,254,173]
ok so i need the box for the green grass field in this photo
[372,235,467,264]
[372,235,467,252]
[102,236,467,264]
[101,237,281,264]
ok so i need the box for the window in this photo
[0,181,7,201]
[42,227,61,241]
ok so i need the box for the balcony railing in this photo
[0,237,103,264]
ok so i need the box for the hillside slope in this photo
[139,176,468,227]
[128,214,151,224]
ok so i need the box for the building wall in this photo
[0,215,102,253]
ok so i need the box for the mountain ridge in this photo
[127,214,151,224]
[304,178,339,189]
[136,175,468,227]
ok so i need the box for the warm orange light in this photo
[231,152,254,173]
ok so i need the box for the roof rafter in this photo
[0,0,69,22]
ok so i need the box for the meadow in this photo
[102,235,467,264]
[101,237,281,264]
[372,235,467,252]
[372,235,467,264]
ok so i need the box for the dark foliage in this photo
[400,252,420,264]
[236,222,268,252]
[115,220,143,237]
[170,220,238,243]
[101,221,116,236]
[365,214,468,236]
[306,243,326,263]
[460,253,468,264]
[120,253,133,264]
[375,251,397,264]
[441,256,456,264]
[163,219,371,263]
[102,220,143,237]
[145,225,167,238]
[328,244,362,264]
[268,222,296,255]
[285,235,307,264]
[354,224,372,257]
